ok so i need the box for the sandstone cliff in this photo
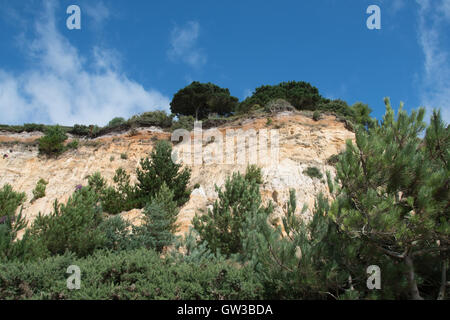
[0,111,354,236]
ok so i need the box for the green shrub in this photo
[23,123,46,132]
[38,125,68,156]
[0,184,26,219]
[134,199,176,253]
[107,117,126,127]
[127,111,173,128]
[170,82,238,120]
[171,115,195,132]
[0,248,264,300]
[313,111,321,121]
[136,140,191,207]
[69,124,90,136]
[97,216,137,251]
[304,166,323,179]
[120,153,128,160]
[87,169,137,215]
[239,81,325,114]
[0,185,27,262]
[87,172,107,196]
[244,165,263,185]
[32,179,48,201]
[66,139,79,150]
[318,99,354,118]
[26,187,105,258]
[0,210,28,262]
[193,168,272,257]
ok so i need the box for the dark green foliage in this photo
[69,124,91,136]
[66,139,79,150]
[318,99,354,118]
[23,123,46,132]
[38,125,68,156]
[136,201,175,253]
[120,153,128,160]
[97,216,138,251]
[313,111,321,121]
[304,166,323,179]
[0,248,263,300]
[244,165,263,185]
[87,169,137,215]
[239,81,325,113]
[0,184,28,262]
[326,152,343,166]
[193,167,273,257]
[107,117,126,127]
[0,184,26,219]
[170,82,238,120]
[0,209,28,262]
[32,179,48,201]
[241,189,408,299]
[136,140,191,207]
[127,111,173,128]
[171,115,195,131]
[352,102,376,129]
[26,187,105,258]
[328,99,450,300]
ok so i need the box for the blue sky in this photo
[0,0,449,126]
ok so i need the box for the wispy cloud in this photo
[0,0,169,126]
[168,21,207,68]
[416,0,450,122]
[83,1,110,26]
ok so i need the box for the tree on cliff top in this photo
[170,81,238,120]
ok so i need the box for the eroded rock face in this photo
[0,112,354,235]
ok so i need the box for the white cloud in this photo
[0,0,170,126]
[83,0,111,28]
[168,21,207,68]
[416,0,450,122]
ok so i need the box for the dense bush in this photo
[0,184,26,219]
[193,167,273,257]
[32,179,48,201]
[87,169,137,215]
[69,124,101,137]
[0,248,264,300]
[304,166,323,179]
[136,140,191,207]
[327,100,450,300]
[26,187,105,258]
[38,125,68,156]
[170,82,238,120]
[127,111,173,128]
[0,185,28,262]
[171,115,195,132]
[313,111,321,121]
[107,117,126,127]
[239,81,325,113]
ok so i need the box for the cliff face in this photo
[0,111,354,236]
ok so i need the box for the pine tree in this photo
[136,140,191,207]
[193,167,272,257]
[27,187,105,258]
[242,189,367,299]
[134,184,179,253]
[328,99,450,300]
